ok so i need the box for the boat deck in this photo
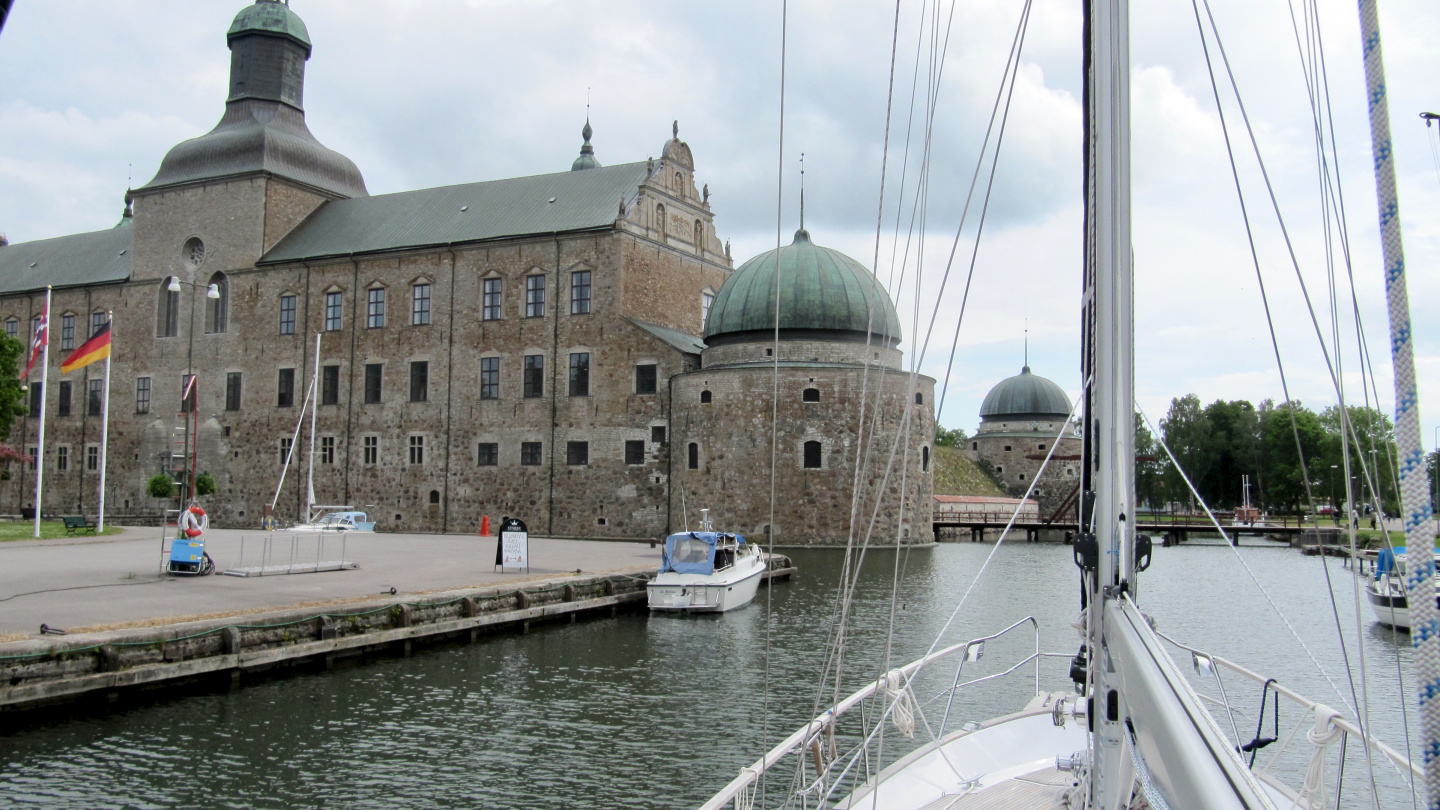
[933,765,1074,809]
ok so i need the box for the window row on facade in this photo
[271,432,671,469]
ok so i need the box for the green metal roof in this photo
[626,317,704,355]
[0,227,132,295]
[979,366,1072,420]
[261,162,650,263]
[228,1,311,54]
[703,228,901,345]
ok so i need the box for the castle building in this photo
[965,365,1080,518]
[0,1,934,544]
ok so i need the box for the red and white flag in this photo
[19,305,48,381]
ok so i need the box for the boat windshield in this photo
[661,533,717,575]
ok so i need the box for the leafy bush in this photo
[147,473,175,499]
[194,473,217,496]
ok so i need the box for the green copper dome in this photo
[228,1,311,55]
[979,366,1071,420]
[704,229,902,346]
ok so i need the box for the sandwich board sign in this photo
[498,517,529,572]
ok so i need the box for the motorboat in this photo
[1365,545,1440,631]
[648,510,765,613]
[288,510,375,533]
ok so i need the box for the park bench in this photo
[62,515,97,535]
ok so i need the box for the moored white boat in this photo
[648,511,765,613]
[1365,546,1440,630]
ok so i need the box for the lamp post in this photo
[166,276,219,504]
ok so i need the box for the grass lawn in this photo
[0,519,124,541]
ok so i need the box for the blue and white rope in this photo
[1355,1,1438,806]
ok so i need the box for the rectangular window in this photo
[56,446,68,472]
[136,377,151,414]
[279,294,296,335]
[325,291,343,331]
[28,382,41,416]
[4,320,16,338]
[702,292,715,327]
[480,357,499,399]
[570,270,591,315]
[409,361,428,402]
[88,379,103,416]
[279,437,293,464]
[364,364,382,404]
[412,284,431,325]
[651,426,666,445]
[277,368,295,407]
[408,435,424,465]
[225,372,242,411]
[525,275,545,317]
[91,311,107,338]
[86,445,98,472]
[322,365,340,406]
[635,364,657,395]
[568,352,589,397]
[625,439,645,465]
[181,374,196,413]
[321,436,335,465]
[57,381,71,417]
[477,442,498,466]
[26,445,36,471]
[363,435,378,465]
[523,355,544,398]
[520,441,542,466]
[482,278,502,321]
[367,288,386,328]
[60,314,74,350]
[567,441,589,466]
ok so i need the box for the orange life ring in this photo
[180,505,208,539]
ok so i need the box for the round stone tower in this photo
[967,366,1081,518]
[671,229,935,545]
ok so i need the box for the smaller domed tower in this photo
[967,366,1081,517]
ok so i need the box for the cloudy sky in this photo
[1,0,1437,453]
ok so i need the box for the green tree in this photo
[1160,395,1214,510]
[1134,413,1167,511]
[1199,399,1261,508]
[935,425,967,448]
[1260,401,1326,511]
[0,335,31,441]
[1319,405,1399,516]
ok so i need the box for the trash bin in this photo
[19,507,35,520]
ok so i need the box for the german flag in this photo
[61,322,110,374]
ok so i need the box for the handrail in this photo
[697,616,1044,810]
[1156,629,1421,781]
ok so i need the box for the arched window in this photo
[803,441,822,469]
[205,272,228,333]
[157,280,179,337]
[429,489,440,504]
[914,392,923,405]
[802,388,820,403]
[700,390,712,404]
[688,442,699,470]
[656,204,666,238]
[971,441,978,451]
[922,446,930,472]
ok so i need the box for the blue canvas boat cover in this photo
[1376,546,1405,579]
[659,532,746,575]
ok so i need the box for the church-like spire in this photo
[571,112,601,171]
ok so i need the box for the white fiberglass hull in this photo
[1365,580,1437,631]
[647,556,765,613]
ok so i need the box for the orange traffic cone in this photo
[480,515,490,538]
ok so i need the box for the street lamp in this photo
[165,276,220,505]
[167,276,220,300]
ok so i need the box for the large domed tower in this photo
[671,229,935,545]
[967,365,1081,517]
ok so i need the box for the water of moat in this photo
[0,538,1420,808]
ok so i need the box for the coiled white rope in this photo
[1353,1,1439,807]
[1303,706,1347,809]
[883,669,917,739]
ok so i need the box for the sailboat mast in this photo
[305,332,320,523]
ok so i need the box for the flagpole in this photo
[32,287,51,539]
[97,311,112,532]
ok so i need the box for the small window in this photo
[367,288,386,328]
[409,435,425,465]
[480,357,499,399]
[701,292,714,327]
[635,364,657,395]
[225,372,242,411]
[136,377,152,414]
[56,446,68,472]
[321,435,335,465]
[4,319,16,338]
[181,374,196,413]
[571,270,591,315]
[277,368,295,407]
[364,364,382,404]
[60,314,74,350]
[922,446,930,472]
[524,355,544,398]
[687,442,698,470]
[86,446,98,471]
[1067,467,1075,476]
[363,435,378,465]
[429,489,440,505]
[279,294,297,335]
[567,441,589,466]
[569,352,589,397]
[478,442,499,466]
[88,379,104,416]
[625,440,646,465]
[1003,445,1011,452]
[996,465,1004,474]
[410,361,428,402]
[412,283,431,325]
[972,441,978,451]
[651,426,666,445]
[915,392,923,405]
[26,382,40,415]
[57,381,71,417]
[803,440,822,469]
[322,365,340,406]
[90,311,108,338]
[802,388,819,403]
[25,445,35,471]
[521,441,543,466]
[525,275,546,318]
[1019,473,1026,481]
[1038,444,1045,450]
[280,437,294,465]
[482,278,502,321]
[700,390,712,404]
[325,291,343,331]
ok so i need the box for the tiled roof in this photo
[0,226,132,295]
